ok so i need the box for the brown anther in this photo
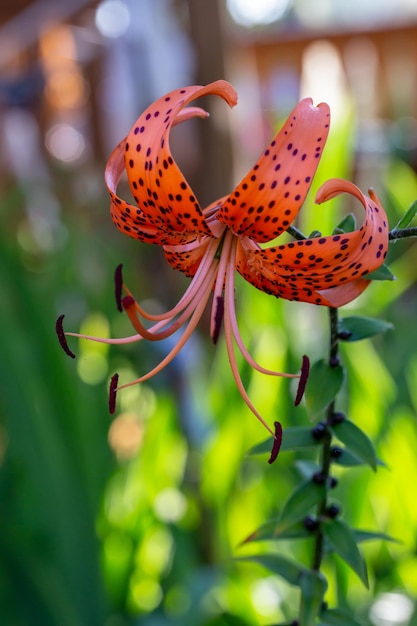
[295,354,310,406]
[109,373,119,414]
[55,314,76,359]
[114,264,123,312]
[212,295,224,345]
[268,421,283,464]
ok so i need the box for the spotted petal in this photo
[217,98,331,244]
[237,179,389,307]
[106,81,237,245]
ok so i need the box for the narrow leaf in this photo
[249,427,320,456]
[330,420,377,471]
[337,316,393,342]
[236,554,305,586]
[333,447,385,469]
[299,570,328,626]
[333,213,357,234]
[365,264,396,281]
[354,529,399,544]
[319,607,366,626]
[281,427,322,451]
[305,359,344,418]
[280,479,326,527]
[393,199,417,231]
[242,519,312,543]
[322,519,368,588]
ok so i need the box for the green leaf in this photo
[330,420,378,471]
[354,529,399,544]
[333,447,385,469]
[333,213,357,234]
[337,315,393,342]
[365,263,396,281]
[280,479,326,527]
[319,607,366,626]
[299,570,328,626]
[249,427,321,456]
[235,554,305,586]
[242,519,312,543]
[322,519,368,588]
[393,199,417,231]
[281,427,322,451]
[305,359,344,418]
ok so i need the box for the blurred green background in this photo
[1,1,417,624]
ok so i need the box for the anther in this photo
[114,264,123,312]
[268,421,283,464]
[55,315,76,359]
[109,373,119,414]
[212,295,224,345]
[295,354,310,406]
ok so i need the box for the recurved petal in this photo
[217,98,330,243]
[163,237,213,277]
[237,179,389,307]
[119,81,237,240]
[106,138,184,245]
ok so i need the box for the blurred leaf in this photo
[242,519,312,543]
[392,199,417,231]
[236,554,305,586]
[319,607,365,626]
[330,420,377,471]
[337,316,393,342]
[333,213,357,234]
[322,519,368,588]
[333,447,385,469]
[305,360,344,418]
[365,264,396,281]
[354,529,399,544]
[249,427,320,456]
[279,479,326,527]
[299,569,328,626]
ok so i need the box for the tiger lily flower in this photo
[57,80,388,435]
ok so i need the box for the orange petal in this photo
[217,98,330,243]
[109,81,237,243]
[237,179,389,307]
[163,237,213,277]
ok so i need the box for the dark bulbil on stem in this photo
[312,306,342,573]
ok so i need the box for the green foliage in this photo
[322,519,368,588]
[330,420,378,472]
[305,360,345,418]
[337,316,393,342]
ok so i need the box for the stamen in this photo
[295,354,310,406]
[268,421,283,464]
[109,373,119,414]
[114,264,123,312]
[56,314,76,359]
[211,295,224,344]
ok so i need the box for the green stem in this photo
[312,307,339,572]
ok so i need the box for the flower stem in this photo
[312,307,339,572]
[389,227,417,240]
